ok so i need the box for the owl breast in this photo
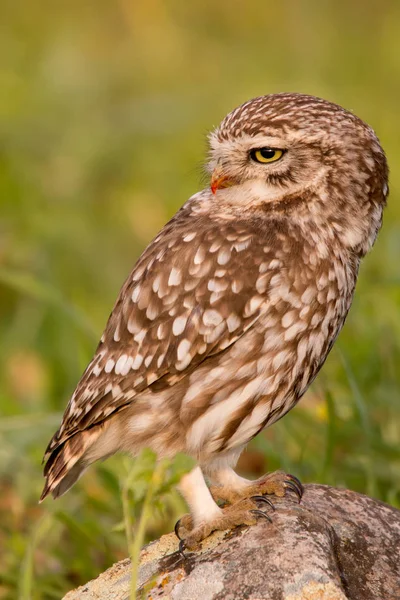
[173,239,357,462]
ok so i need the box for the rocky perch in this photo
[63,484,400,600]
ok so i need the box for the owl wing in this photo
[43,209,277,463]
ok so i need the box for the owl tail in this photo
[40,427,102,501]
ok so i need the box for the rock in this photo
[62,484,400,600]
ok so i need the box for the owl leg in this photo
[176,466,270,551]
[208,467,303,505]
[176,466,222,539]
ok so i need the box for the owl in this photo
[41,93,388,551]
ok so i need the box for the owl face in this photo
[208,127,325,204]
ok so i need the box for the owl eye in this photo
[250,148,284,164]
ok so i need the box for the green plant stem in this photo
[18,514,53,600]
[128,459,169,600]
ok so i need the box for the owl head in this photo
[207,93,388,256]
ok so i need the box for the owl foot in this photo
[174,513,194,540]
[210,470,303,506]
[175,497,272,554]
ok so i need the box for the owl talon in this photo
[173,513,194,542]
[287,474,303,490]
[284,480,302,502]
[284,475,303,502]
[250,495,275,510]
[174,518,183,541]
[178,539,187,559]
[291,475,304,498]
[250,508,273,523]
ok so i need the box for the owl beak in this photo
[210,164,235,194]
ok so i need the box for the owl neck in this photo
[258,186,384,260]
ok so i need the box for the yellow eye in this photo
[250,148,284,163]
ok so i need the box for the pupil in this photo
[260,148,275,159]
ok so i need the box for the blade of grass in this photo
[338,348,377,496]
[126,459,169,600]
[321,389,336,482]
[338,348,372,436]
[18,513,54,600]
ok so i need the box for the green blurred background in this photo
[1,1,400,598]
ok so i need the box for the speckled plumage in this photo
[41,94,388,541]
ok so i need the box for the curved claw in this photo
[174,518,183,541]
[178,539,187,559]
[288,474,303,494]
[250,495,275,511]
[250,509,272,523]
[284,476,303,502]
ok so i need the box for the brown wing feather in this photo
[43,203,272,468]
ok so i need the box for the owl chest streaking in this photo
[41,93,387,552]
